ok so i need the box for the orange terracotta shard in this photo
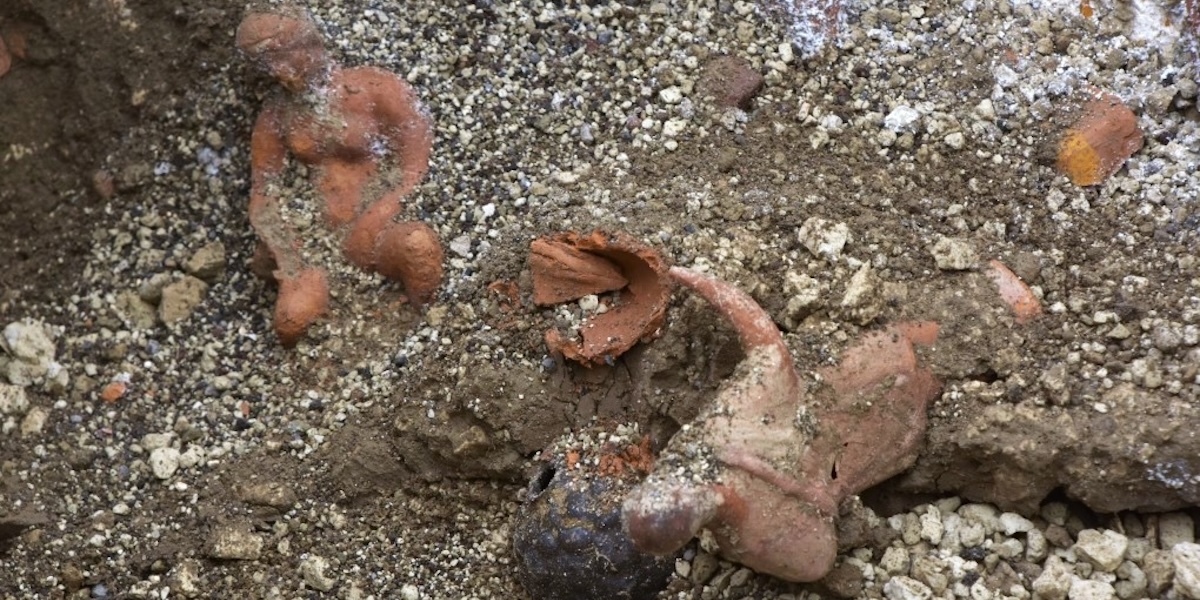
[533,231,670,366]
[986,260,1042,324]
[1057,92,1143,186]
[530,238,629,305]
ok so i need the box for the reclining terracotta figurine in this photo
[237,7,442,345]
[622,267,942,582]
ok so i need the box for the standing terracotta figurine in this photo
[237,7,442,345]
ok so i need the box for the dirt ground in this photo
[2,0,1200,598]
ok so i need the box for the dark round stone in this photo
[512,457,675,600]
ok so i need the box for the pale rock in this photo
[0,383,29,414]
[911,555,949,593]
[1173,542,1200,599]
[1068,578,1116,600]
[115,291,158,329]
[168,559,204,598]
[958,504,1001,533]
[184,242,226,282]
[880,545,911,575]
[1114,561,1147,600]
[798,217,851,261]
[1075,529,1128,572]
[884,106,922,133]
[150,447,181,479]
[783,271,823,328]
[299,554,337,592]
[1033,556,1073,600]
[999,512,1035,535]
[1159,512,1196,549]
[1143,549,1174,596]
[1026,528,1049,562]
[20,406,48,437]
[919,507,943,545]
[205,523,263,560]
[159,276,209,326]
[141,432,174,451]
[883,575,933,600]
[930,236,978,270]
[2,319,57,385]
[840,263,883,325]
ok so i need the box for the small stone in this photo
[820,561,865,598]
[299,554,337,592]
[1143,549,1174,596]
[880,546,910,575]
[168,559,204,598]
[114,291,158,329]
[884,106,922,133]
[911,556,948,593]
[1068,578,1117,600]
[798,217,851,261]
[0,383,29,414]
[919,507,943,545]
[2,320,57,385]
[882,575,933,600]
[930,237,978,270]
[944,132,965,149]
[158,276,210,326]
[1159,512,1195,549]
[399,584,421,600]
[1032,556,1072,600]
[1173,543,1200,599]
[184,241,227,282]
[20,406,48,438]
[999,512,1034,535]
[1075,529,1128,572]
[840,263,883,325]
[691,551,718,584]
[234,481,298,510]
[149,447,181,479]
[204,523,263,560]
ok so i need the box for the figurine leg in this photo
[273,267,330,346]
[374,221,444,306]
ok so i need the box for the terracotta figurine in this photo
[237,7,442,345]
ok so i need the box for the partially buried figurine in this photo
[237,6,443,345]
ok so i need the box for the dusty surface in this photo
[2,0,1200,598]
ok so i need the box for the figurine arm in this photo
[249,105,304,277]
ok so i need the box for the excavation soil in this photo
[1,0,1199,598]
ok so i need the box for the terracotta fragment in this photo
[530,238,629,305]
[534,231,670,366]
[273,269,330,347]
[986,259,1042,324]
[1057,92,1143,186]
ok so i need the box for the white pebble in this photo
[149,447,181,479]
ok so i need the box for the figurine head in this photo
[237,8,329,92]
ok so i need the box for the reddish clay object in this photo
[535,231,671,367]
[100,381,127,403]
[530,238,629,305]
[239,8,439,345]
[1057,92,1143,186]
[0,35,10,79]
[273,268,330,347]
[986,259,1042,324]
[698,56,764,110]
[623,267,941,582]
